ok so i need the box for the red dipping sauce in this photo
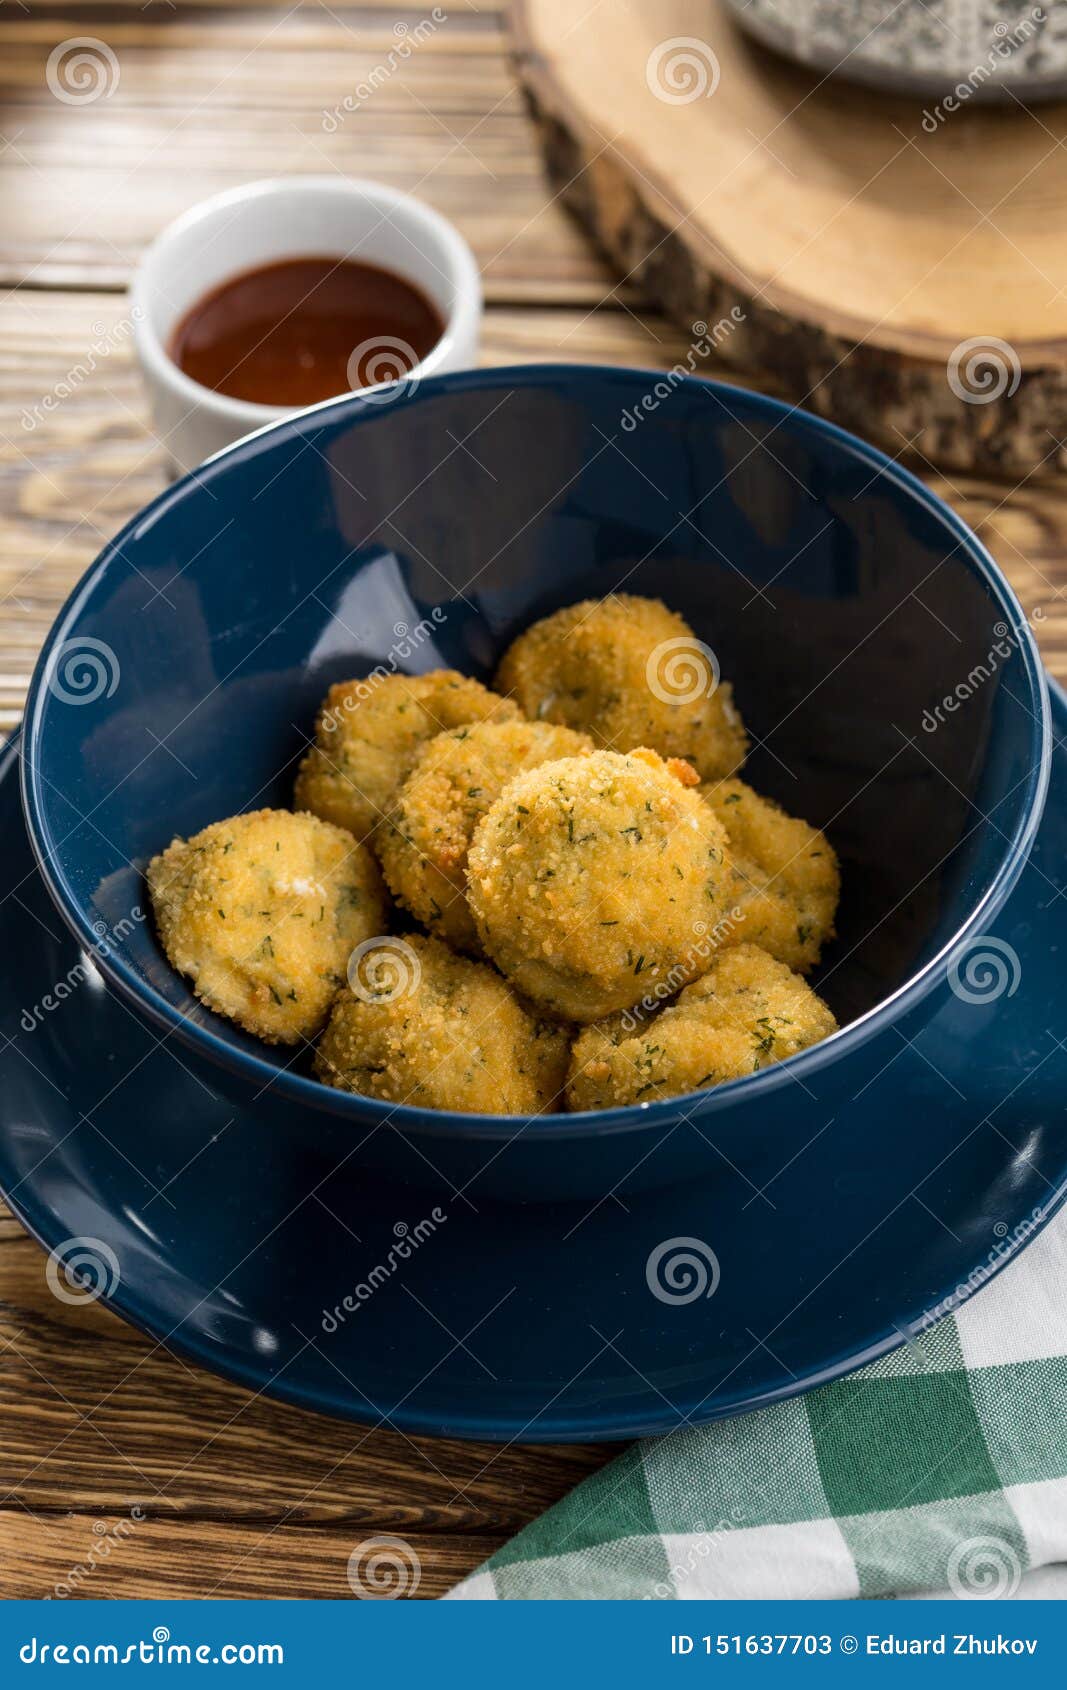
[169,256,445,407]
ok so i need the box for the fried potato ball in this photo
[378,719,593,955]
[701,778,840,972]
[466,747,734,1024]
[567,942,837,1111]
[494,594,747,780]
[313,934,571,1115]
[147,808,387,1045]
[294,670,519,843]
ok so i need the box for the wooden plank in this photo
[0,8,615,298]
[0,1510,498,1598]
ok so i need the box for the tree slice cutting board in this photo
[511,0,1067,476]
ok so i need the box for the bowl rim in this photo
[20,362,1052,1144]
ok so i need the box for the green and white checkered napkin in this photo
[447,1208,1067,1600]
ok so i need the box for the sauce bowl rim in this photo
[129,174,483,429]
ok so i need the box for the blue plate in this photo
[2,688,1067,1441]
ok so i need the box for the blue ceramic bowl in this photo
[20,366,1050,1202]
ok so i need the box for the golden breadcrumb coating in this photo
[567,942,837,1111]
[701,778,839,972]
[466,747,733,1024]
[494,594,747,780]
[294,669,519,843]
[378,719,593,955]
[147,808,387,1045]
[314,934,571,1115]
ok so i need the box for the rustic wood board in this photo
[512,0,1067,474]
[3,0,1067,1604]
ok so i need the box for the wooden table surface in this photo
[2,0,1067,1600]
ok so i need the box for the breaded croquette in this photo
[467,747,734,1024]
[702,778,839,972]
[147,808,387,1045]
[314,933,571,1114]
[566,942,837,1111]
[294,669,519,843]
[494,594,747,781]
[378,719,593,954]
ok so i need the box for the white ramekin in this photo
[130,177,482,475]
